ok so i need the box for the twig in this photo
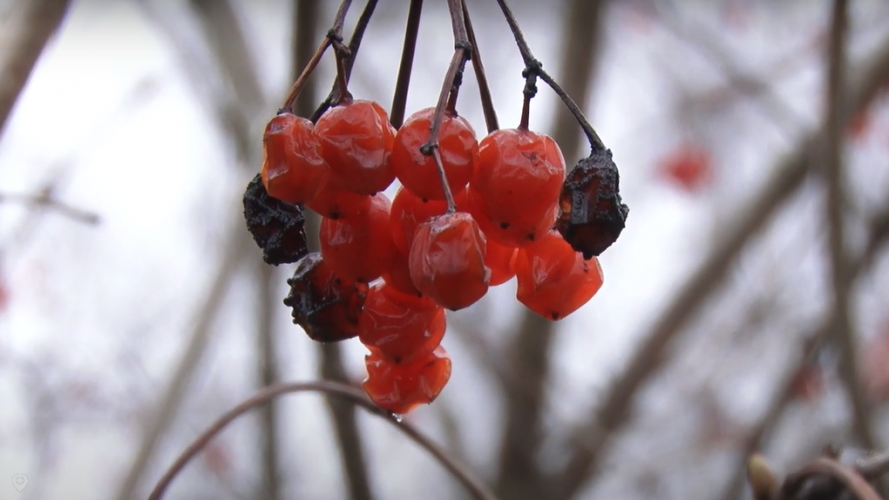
[0,190,100,225]
[256,262,282,500]
[389,0,423,129]
[823,0,879,453]
[282,0,352,112]
[146,381,500,500]
[493,0,605,153]
[554,30,889,500]
[461,0,497,133]
[0,0,71,141]
[780,457,882,500]
[311,0,379,122]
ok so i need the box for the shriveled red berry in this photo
[391,107,478,201]
[389,186,449,254]
[486,238,518,286]
[469,128,566,247]
[556,149,629,259]
[320,192,395,282]
[382,244,437,310]
[363,346,452,414]
[283,252,368,342]
[515,229,604,320]
[315,99,397,195]
[260,113,329,204]
[305,180,371,220]
[409,212,489,310]
[359,281,446,364]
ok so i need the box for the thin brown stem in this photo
[282,0,352,112]
[333,42,353,104]
[390,0,423,129]
[147,381,500,500]
[0,191,100,225]
[781,458,882,500]
[462,0,498,133]
[433,148,457,212]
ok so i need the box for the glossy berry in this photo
[557,149,629,259]
[391,107,478,201]
[305,179,371,220]
[359,281,446,364]
[382,244,437,310]
[515,229,604,320]
[410,212,490,310]
[283,252,368,342]
[320,192,395,282]
[389,186,450,254]
[315,99,397,195]
[260,113,329,204]
[485,238,518,286]
[363,346,452,414]
[469,128,566,247]
[243,174,308,265]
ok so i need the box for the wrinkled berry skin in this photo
[556,149,629,259]
[243,173,308,265]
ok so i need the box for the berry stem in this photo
[310,0,379,121]
[390,0,424,129]
[494,0,606,153]
[462,0,498,133]
[332,40,353,104]
[420,0,471,207]
[147,381,501,500]
[432,148,458,213]
[282,0,353,113]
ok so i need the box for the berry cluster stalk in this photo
[462,0,498,133]
[420,0,472,212]
[494,0,606,153]
[390,0,424,129]
[282,0,352,113]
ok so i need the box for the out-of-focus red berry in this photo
[659,143,712,192]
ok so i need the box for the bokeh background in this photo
[2,0,889,499]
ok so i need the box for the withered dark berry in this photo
[243,173,309,265]
[284,252,368,343]
[556,149,629,259]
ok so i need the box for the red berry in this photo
[315,99,397,195]
[659,143,712,192]
[261,113,329,204]
[359,281,446,364]
[469,128,566,247]
[382,244,437,310]
[305,180,371,220]
[363,346,452,414]
[409,211,489,310]
[486,238,518,286]
[515,229,604,320]
[391,107,478,201]
[283,253,368,342]
[320,192,396,282]
[389,186,450,254]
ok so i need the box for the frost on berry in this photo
[243,173,308,265]
[283,253,368,343]
[556,149,629,259]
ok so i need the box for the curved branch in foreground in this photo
[147,381,500,500]
[782,457,883,500]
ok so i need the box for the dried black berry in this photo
[243,173,308,265]
[283,252,367,343]
[556,149,629,259]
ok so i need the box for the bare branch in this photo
[0,190,100,225]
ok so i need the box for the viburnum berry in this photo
[389,186,450,254]
[391,107,478,201]
[305,179,372,220]
[362,346,452,414]
[315,99,397,195]
[320,192,396,282]
[515,229,604,320]
[359,281,445,364]
[410,211,490,310]
[485,238,518,286]
[469,128,566,247]
[243,174,308,265]
[382,245,437,310]
[557,149,629,259]
[260,113,329,204]
[283,252,368,342]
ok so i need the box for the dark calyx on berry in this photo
[243,173,309,265]
[283,253,368,343]
[556,149,629,259]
